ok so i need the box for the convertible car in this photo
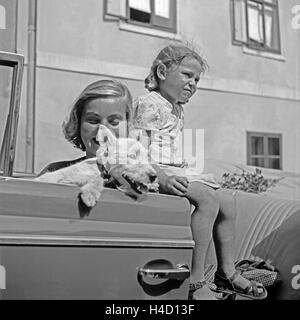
[0,176,193,299]
[0,51,193,300]
[0,51,299,300]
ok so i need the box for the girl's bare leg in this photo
[185,186,265,298]
[186,182,219,299]
[213,188,237,276]
[213,188,265,295]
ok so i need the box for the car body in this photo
[0,177,193,299]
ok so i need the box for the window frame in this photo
[246,131,282,170]
[231,0,281,54]
[104,0,177,34]
[127,0,177,33]
[0,51,24,177]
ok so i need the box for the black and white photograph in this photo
[0,0,300,307]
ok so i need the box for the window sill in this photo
[242,45,286,62]
[119,20,181,40]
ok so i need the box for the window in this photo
[105,0,177,33]
[0,51,24,177]
[231,0,281,53]
[247,132,282,169]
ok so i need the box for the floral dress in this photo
[131,91,220,189]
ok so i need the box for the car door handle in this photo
[138,263,190,281]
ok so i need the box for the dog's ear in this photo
[96,125,117,147]
[96,125,117,167]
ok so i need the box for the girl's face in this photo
[158,57,202,105]
[80,97,128,158]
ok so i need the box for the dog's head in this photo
[95,125,158,194]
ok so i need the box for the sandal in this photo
[189,279,207,300]
[214,270,268,300]
[189,280,219,300]
[189,280,229,300]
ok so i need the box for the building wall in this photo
[15,0,300,173]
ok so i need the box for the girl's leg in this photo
[186,182,219,299]
[213,188,237,276]
[213,188,265,296]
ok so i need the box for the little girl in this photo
[131,44,267,300]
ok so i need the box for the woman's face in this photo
[158,57,202,105]
[80,97,128,158]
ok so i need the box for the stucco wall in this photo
[17,0,300,95]
[185,90,300,173]
[14,0,300,173]
[26,68,298,174]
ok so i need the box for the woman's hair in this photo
[145,44,208,91]
[63,79,132,151]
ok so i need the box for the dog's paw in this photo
[80,182,103,207]
[80,191,97,207]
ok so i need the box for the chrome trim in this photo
[0,234,194,248]
[138,264,190,280]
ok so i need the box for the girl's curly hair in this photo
[63,79,132,151]
[145,44,208,91]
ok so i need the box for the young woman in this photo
[39,79,133,177]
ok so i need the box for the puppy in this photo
[35,125,158,207]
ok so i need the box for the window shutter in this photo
[105,0,127,19]
[152,0,176,32]
[231,0,247,44]
[263,3,281,51]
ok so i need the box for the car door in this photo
[0,51,23,177]
[0,177,193,299]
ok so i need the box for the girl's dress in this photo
[131,91,220,189]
